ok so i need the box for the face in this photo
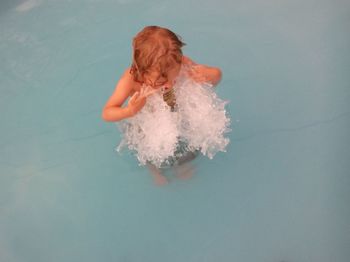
[142,62,181,90]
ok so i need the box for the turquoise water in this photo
[1,0,349,261]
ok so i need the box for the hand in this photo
[127,85,158,116]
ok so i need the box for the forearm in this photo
[102,105,133,122]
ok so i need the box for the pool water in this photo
[0,0,349,261]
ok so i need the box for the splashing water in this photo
[116,64,232,168]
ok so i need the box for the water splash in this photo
[116,65,231,168]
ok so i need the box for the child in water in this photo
[102,25,231,186]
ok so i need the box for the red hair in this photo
[129,25,186,83]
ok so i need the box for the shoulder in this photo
[182,55,196,66]
[120,67,141,91]
[122,67,133,80]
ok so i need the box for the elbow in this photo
[217,68,222,83]
[101,111,107,122]
[101,108,112,122]
[101,106,129,122]
[212,67,222,86]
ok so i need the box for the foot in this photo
[153,174,169,186]
[174,162,194,180]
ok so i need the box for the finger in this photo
[144,86,151,96]
[141,86,151,97]
[140,85,150,96]
[130,91,139,103]
[140,87,146,97]
[135,92,146,102]
[144,85,154,94]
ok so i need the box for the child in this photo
[102,25,231,186]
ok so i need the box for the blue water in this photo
[1,0,349,261]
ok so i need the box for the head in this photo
[130,25,186,89]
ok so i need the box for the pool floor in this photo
[0,0,349,261]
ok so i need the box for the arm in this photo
[101,68,135,122]
[183,55,223,87]
[201,65,222,86]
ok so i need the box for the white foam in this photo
[116,64,231,168]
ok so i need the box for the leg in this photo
[173,161,195,180]
[146,162,169,186]
[173,151,199,180]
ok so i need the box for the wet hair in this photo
[129,25,186,83]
